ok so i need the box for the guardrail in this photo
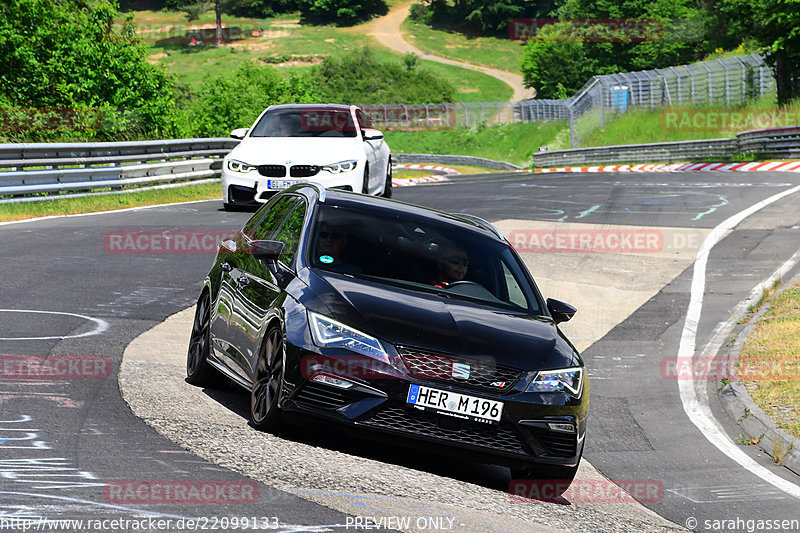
[737,126,800,159]
[0,138,238,200]
[533,126,800,167]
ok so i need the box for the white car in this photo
[221,104,392,210]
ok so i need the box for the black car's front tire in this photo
[186,292,215,386]
[250,325,285,431]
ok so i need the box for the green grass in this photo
[385,121,569,167]
[738,281,800,441]
[0,182,221,222]
[402,18,525,74]
[578,98,800,148]
[127,10,510,102]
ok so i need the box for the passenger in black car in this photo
[433,243,469,286]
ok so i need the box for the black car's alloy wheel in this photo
[250,326,285,431]
[186,292,214,385]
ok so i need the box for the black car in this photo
[187,184,588,482]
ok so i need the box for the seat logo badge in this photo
[452,363,470,380]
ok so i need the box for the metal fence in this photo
[532,125,799,167]
[562,53,776,147]
[361,54,777,149]
[0,138,236,202]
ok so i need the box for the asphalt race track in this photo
[1,170,799,532]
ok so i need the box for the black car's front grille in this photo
[360,405,527,455]
[289,165,320,178]
[293,382,364,410]
[530,429,578,458]
[397,347,523,393]
[257,165,286,177]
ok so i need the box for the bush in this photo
[298,0,388,25]
[181,62,324,137]
[0,0,178,140]
[313,47,455,104]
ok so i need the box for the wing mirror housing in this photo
[547,298,576,324]
[362,128,384,141]
[248,240,284,262]
[230,128,249,139]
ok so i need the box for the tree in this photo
[705,0,800,104]
[0,0,177,139]
[297,0,388,25]
[520,22,595,98]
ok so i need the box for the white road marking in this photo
[677,183,800,500]
[0,309,108,340]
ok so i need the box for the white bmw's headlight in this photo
[227,159,257,173]
[308,311,387,363]
[526,367,583,396]
[321,160,358,174]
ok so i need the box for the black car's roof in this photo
[311,188,505,242]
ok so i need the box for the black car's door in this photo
[229,194,307,383]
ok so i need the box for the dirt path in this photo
[361,2,532,102]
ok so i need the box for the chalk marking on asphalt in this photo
[0,309,109,341]
[0,491,195,520]
[678,183,800,500]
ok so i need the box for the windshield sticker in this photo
[319,255,334,264]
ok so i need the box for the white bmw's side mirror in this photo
[362,129,384,141]
[230,128,249,140]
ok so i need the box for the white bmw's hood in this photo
[228,137,362,165]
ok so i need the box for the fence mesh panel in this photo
[361,53,776,148]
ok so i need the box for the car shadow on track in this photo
[197,382,512,492]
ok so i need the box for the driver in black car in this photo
[432,243,469,286]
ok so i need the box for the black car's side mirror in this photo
[248,240,284,262]
[547,298,576,324]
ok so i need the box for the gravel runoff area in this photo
[119,308,685,533]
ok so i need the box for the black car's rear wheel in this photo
[186,292,215,386]
[250,326,285,431]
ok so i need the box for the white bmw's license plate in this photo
[267,179,294,190]
[406,384,503,423]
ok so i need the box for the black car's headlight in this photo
[320,160,358,174]
[308,311,388,363]
[227,159,257,173]
[526,367,584,396]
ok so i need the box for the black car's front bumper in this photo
[280,344,588,469]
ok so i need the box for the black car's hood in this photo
[306,270,578,369]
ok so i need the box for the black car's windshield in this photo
[250,108,358,138]
[307,204,541,313]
